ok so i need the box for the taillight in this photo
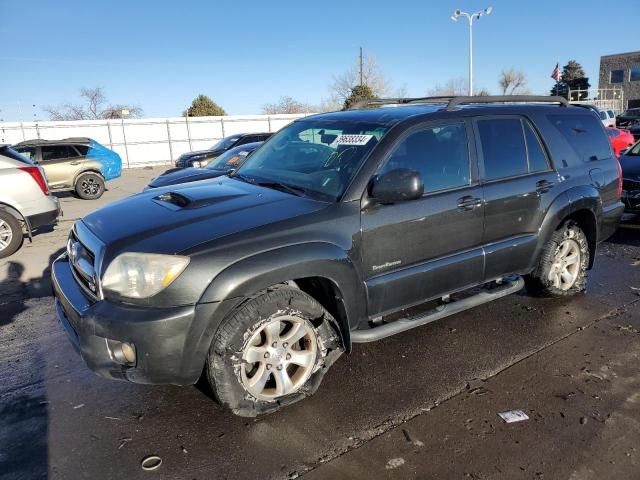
[615,157,623,199]
[19,166,50,195]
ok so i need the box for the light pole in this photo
[451,6,492,96]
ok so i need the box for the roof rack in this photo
[350,95,569,111]
[446,95,569,110]
[15,137,93,146]
[349,96,454,110]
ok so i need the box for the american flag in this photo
[551,63,562,82]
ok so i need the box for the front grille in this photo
[67,224,104,301]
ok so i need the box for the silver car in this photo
[0,145,60,258]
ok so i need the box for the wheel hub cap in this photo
[0,219,13,251]
[239,314,317,400]
[548,236,581,291]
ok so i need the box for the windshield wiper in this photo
[229,172,255,184]
[255,180,308,197]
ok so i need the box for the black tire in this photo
[0,210,24,259]
[75,173,105,200]
[205,286,343,417]
[525,220,589,297]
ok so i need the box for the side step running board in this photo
[351,276,525,343]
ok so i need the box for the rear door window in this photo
[477,118,528,180]
[547,114,612,162]
[41,145,74,161]
[523,121,550,172]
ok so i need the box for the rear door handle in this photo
[536,180,554,193]
[457,196,483,210]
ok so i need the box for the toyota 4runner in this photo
[52,96,624,416]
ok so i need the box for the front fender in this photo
[199,242,366,349]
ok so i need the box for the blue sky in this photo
[1,0,638,121]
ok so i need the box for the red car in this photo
[606,127,635,157]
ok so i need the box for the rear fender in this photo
[0,202,31,240]
[530,186,601,271]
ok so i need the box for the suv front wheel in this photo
[75,173,105,200]
[205,286,343,416]
[526,220,589,296]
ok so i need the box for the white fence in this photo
[0,114,311,167]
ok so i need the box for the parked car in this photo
[616,108,640,129]
[606,127,635,157]
[599,109,616,128]
[52,96,623,417]
[0,145,60,258]
[620,139,640,212]
[145,142,263,190]
[174,133,272,168]
[13,138,122,200]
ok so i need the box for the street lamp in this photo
[451,6,492,96]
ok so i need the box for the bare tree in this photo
[427,78,490,97]
[427,78,469,96]
[498,68,530,95]
[262,96,316,114]
[329,53,391,106]
[44,87,143,120]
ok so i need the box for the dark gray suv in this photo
[52,96,624,416]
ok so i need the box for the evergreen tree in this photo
[550,60,591,100]
[183,95,226,117]
[343,85,377,110]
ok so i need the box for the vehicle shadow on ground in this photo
[0,247,65,327]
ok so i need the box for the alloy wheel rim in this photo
[240,315,317,400]
[0,219,12,251]
[548,237,581,291]
[82,177,101,196]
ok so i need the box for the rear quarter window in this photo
[547,114,611,162]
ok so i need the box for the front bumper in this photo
[622,179,640,212]
[51,254,221,385]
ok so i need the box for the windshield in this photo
[206,144,258,171]
[210,135,241,151]
[234,120,387,201]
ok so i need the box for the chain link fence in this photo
[0,113,311,167]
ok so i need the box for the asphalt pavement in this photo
[1,168,639,480]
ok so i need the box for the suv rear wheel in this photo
[526,221,589,296]
[75,173,105,200]
[0,210,23,259]
[205,286,343,417]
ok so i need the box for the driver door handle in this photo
[457,196,483,211]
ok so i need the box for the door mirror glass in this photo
[369,168,424,203]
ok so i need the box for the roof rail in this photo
[446,95,569,110]
[349,96,454,110]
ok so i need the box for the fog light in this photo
[107,339,137,366]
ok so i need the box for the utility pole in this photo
[359,47,364,86]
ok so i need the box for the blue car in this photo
[14,137,122,200]
[620,140,640,212]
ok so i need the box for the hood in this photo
[81,176,327,255]
[147,167,226,188]
[180,148,223,159]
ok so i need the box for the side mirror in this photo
[369,168,424,204]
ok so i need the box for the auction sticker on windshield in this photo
[333,134,374,146]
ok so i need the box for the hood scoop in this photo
[154,190,246,210]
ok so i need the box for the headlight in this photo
[102,253,190,299]
[192,160,202,168]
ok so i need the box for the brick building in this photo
[599,51,640,110]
